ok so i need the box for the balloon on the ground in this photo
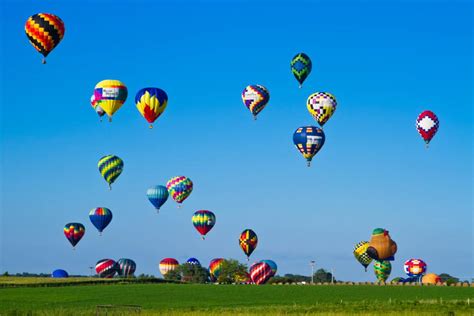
[89,207,113,235]
[307,92,337,127]
[250,262,273,285]
[159,258,179,276]
[353,241,373,271]
[366,228,397,261]
[117,258,136,277]
[192,210,216,239]
[373,260,391,282]
[239,229,258,260]
[146,185,169,212]
[98,155,124,189]
[186,258,201,266]
[241,85,270,120]
[293,126,325,166]
[166,176,193,205]
[25,13,65,64]
[135,88,168,128]
[416,110,439,147]
[422,273,441,285]
[52,269,68,278]
[209,258,224,282]
[64,223,85,249]
[259,260,277,276]
[93,80,128,121]
[290,53,312,88]
[95,259,118,278]
[404,259,427,277]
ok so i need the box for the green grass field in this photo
[0,280,473,315]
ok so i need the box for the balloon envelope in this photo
[159,258,179,276]
[96,259,118,278]
[307,92,337,127]
[166,176,193,204]
[117,258,136,277]
[98,155,124,189]
[373,260,391,282]
[353,241,373,271]
[404,259,427,277]
[135,88,168,126]
[52,269,68,278]
[186,258,201,266]
[241,85,270,119]
[63,223,85,248]
[209,258,224,281]
[293,126,325,166]
[94,80,128,120]
[25,13,65,63]
[147,185,169,211]
[259,260,277,276]
[250,262,273,285]
[89,207,113,234]
[290,53,312,87]
[416,110,439,145]
[239,229,258,259]
[192,210,216,238]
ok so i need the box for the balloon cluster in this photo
[95,258,136,278]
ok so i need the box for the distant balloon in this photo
[249,262,273,285]
[404,259,427,278]
[117,258,136,277]
[25,13,65,64]
[89,207,113,235]
[239,229,258,260]
[135,88,168,128]
[307,92,337,127]
[186,258,201,266]
[241,85,270,120]
[290,53,312,88]
[209,258,224,282]
[166,176,193,206]
[422,273,441,285]
[91,94,106,121]
[96,259,118,278]
[366,228,397,261]
[353,241,373,271]
[259,260,277,276]
[416,110,439,147]
[192,210,216,239]
[146,185,169,212]
[52,269,68,278]
[159,258,179,276]
[93,80,128,121]
[293,126,325,167]
[63,223,85,249]
[98,155,124,189]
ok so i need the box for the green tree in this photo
[179,264,209,283]
[163,269,181,282]
[217,259,248,284]
[438,273,459,285]
[313,269,335,283]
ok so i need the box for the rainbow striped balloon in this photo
[63,223,85,249]
[192,210,216,239]
[98,155,124,189]
[209,258,224,282]
[166,176,193,205]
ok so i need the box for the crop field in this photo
[0,279,473,315]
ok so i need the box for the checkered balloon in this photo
[241,85,270,120]
[404,259,427,277]
[307,92,337,127]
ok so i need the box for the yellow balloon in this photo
[307,92,337,127]
[93,80,128,121]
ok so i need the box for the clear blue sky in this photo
[0,0,472,281]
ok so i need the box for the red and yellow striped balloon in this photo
[25,13,65,64]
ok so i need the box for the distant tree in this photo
[283,274,311,283]
[217,259,248,284]
[313,269,335,283]
[438,273,459,285]
[178,263,209,283]
[163,269,181,281]
[2,271,8,276]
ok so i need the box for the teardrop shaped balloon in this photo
[93,80,128,121]
[249,262,273,285]
[416,110,439,147]
[146,185,169,212]
[241,85,270,120]
[159,258,179,276]
[63,223,85,249]
[117,258,136,277]
[135,88,168,128]
[192,210,216,239]
[353,241,373,271]
[89,207,113,235]
[373,260,391,283]
[96,259,118,278]
[25,13,65,64]
[98,155,124,189]
[307,92,337,127]
[166,176,193,206]
[293,126,325,167]
[290,53,312,88]
[239,229,258,260]
[209,258,224,282]
[91,94,106,121]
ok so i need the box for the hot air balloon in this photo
[64,223,85,249]
[146,185,169,212]
[25,13,65,64]
[241,85,270,120]
[186,258,201,266]
[209,258,224,282]
[117,258,136,277]
[416,110,439,148]
[366,228,397,261]
[192,210,216,239]
[422,273,441,285]
[259,260,277,276]
[353,241,373,271]
[290,53,312,88]
[159,258,179,276]
[404,259,427,279]
[93,80,128,121]
[96,259,118,278]
[135,88,168,128]
[98,155,124,190]
[293,126,325,166]
[88,207,112,235]
[52,269,68,278]
[307,92,337,127]
[166,176,193,206]
[239,229,258,260]
[373,260,391,283]
[250,262,273,285]
[91,94,106,121]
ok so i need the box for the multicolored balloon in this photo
[166,176,193,206]
[95,259,118,278]
[117,258,136,277]
[98,155,124,190]
[373,260,391,283]
[293,126,325,166]
[239,229,258,260]
[135,88,168,128]
[209,258,224,282]
[241,85,270,120]
[353,241,373,271]
[290,53,312,88]
[93,80,128,121]
[186,258,201,266]
[146,185,169,212]
[404,259,427,278]
[63,223,85,249]
[416,110,439,147]
[159,258,179,276]
[91,94,106,121]
[89,207,112,235]
[25,13,65,64]
[259,260,277,276]
[249,262,273,285]
[192,210,216,239]
[307,92,337,127]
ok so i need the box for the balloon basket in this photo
[108,117,112,122]
[42,58,46,64]
[149,124,153,129]
[99,232,102,236]
[201,236,205,240]
[253,115,257,121]
[177,204,182,209]
[307,161,311,167]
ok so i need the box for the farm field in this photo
[0,281,473,315]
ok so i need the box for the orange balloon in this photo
[422,273,441,285]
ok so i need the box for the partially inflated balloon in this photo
[166,176,193,206]
[239,229,258,260]
[293,126,325,166]
[135,88,168,128]
[117,258,136,277]
[422,273,441,285]
[94,80,128,121]
[307,92,337,127]
[25,13,65,64]
[291,53,312,88]
[64,223,85,249]
[98,155,124,189]
[242,85,270,120]
[89,207,112,235]
[250,262,273,285]
[373,260,391,283]
[52,269,68,278]
[416,110,439,147]
[147,185,169,212]
[192,210,216,239]
[96,259,118,278]
[159,258,179,276]
[209,258,224,282]
[353,241,373,271]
